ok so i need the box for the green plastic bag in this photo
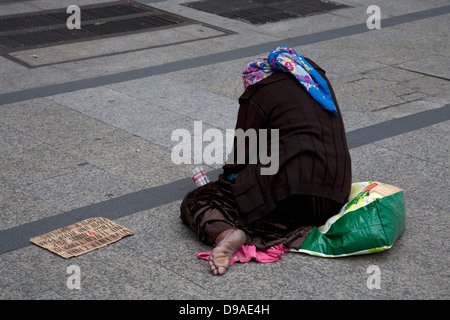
[292,182,406,257]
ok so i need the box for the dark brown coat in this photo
[223,58,352,225]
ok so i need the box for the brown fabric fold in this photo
[180,176,343,250]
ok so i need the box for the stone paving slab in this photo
[10,24,228,67]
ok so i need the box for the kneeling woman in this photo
[180,47,352,275]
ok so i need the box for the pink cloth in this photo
[197,244,289,265]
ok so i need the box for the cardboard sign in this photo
[29,217,134,258]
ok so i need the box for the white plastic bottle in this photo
[191,166,210,187]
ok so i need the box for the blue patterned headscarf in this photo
[242,46,337,115]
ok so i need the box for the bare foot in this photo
[209,229,246,275]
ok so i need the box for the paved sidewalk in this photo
[0,0,449,301]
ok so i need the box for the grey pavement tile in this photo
[0,142,81,187]
[335,85,408,113]
[105,75,174,101]
[32,290,66,300]
[1,245,90,299]
[153,0,247,31]
[403,40,450,65]
[393,12,450,39]
[50,89,194,149]
[116,201,213,275]
[163,58,250,101]
[0,1,43,16]
[326,4,368,22]
[334,74,433,105]
[284,199,449,299]
[117,199,446,299]
[0,57,28,82]
[294,244,448,299]
[11,25,213,67]
[331,65,437,107]
[310,27,434,65]
[50,43,199,79]
[332,64,448,123]
[164,117,235,167]
[350,143,449,212]
[0,65,81,94]
[402,75,450,96]
[1,239,212,300]
[398,55,450,80]
[402,199,449,272]
[0,177,62,230]
[343,86,407,111]
[337,0,445,17]
[372,120,450,168]
[0,121,44,155]
[53,128,197,188]
[0,257,56,300]
[339,196,446,298]
[292,43,386,78]
[284,250,403,299]
[48,86,139,112]
[66,246,212,300]
[1,0,449,301]
[55,128,152,159]
[368,97,447,119]
[24,0,113,10]
[120,75,240,129]
[162,44,357,102]
[21,164,141,212]
[283,179,448,299]
[182,31,279,56]
[201,255,367,299]
[305,53,385,80]
[318,66,421,117]
[177,23,227,38]
[94,101,193,149]
[256,11,357,37]
[361,65,425,82]
[425,89,450,106]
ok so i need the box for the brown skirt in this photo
[180,176,344,250]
